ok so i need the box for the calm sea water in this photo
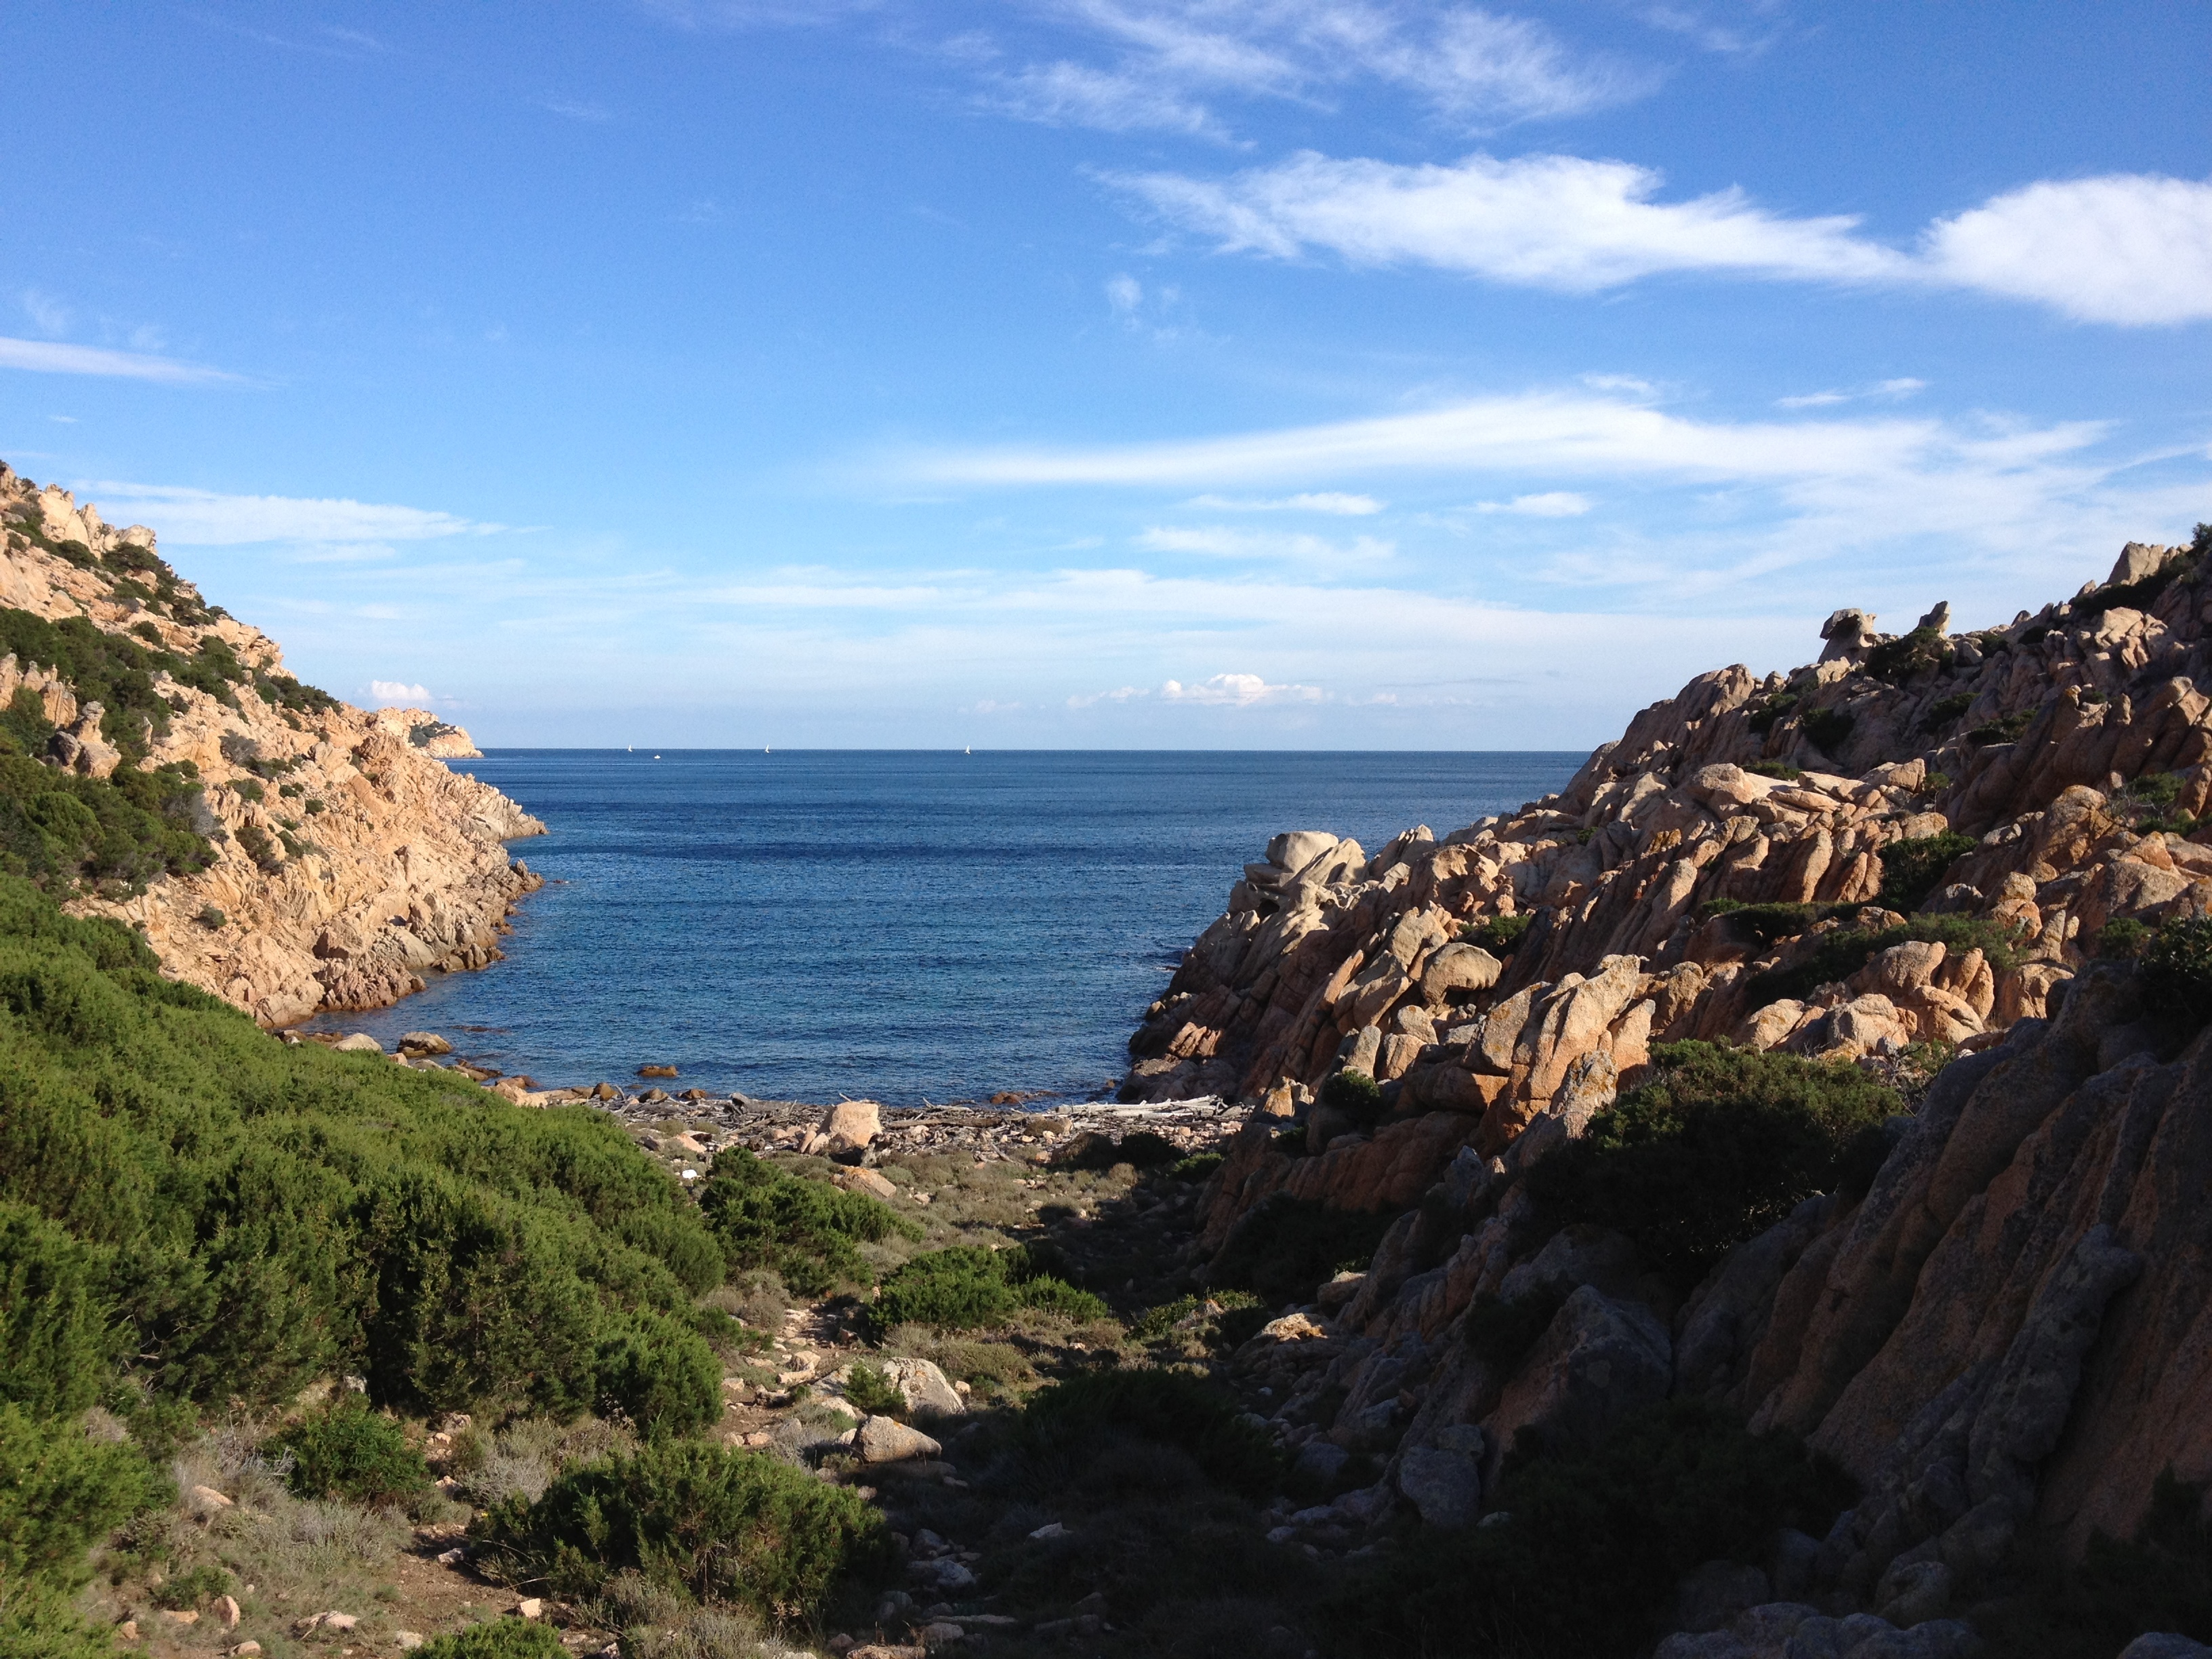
[302,751,1581,1105]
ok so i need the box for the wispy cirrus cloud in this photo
[82,483,497,545]
[1070,670,1323,707]
[1137,524,1394,560]
[1112,154,2212,324]
[0,337,241,385]
[1187,491,1382,514]
[1475,491,1589,516]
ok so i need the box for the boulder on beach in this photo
[820,1099,882,1156]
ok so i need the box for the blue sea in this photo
[302,751,1581,1105]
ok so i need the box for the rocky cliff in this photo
[0,462,543,1024]
[1143,529,2212,1645]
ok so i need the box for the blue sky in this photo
[3,1,2209,747]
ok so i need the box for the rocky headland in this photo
[0,462,543,1023]
[1108,527,2212,1654]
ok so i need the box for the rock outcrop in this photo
[0,463,542,1023]
[1149,530,2212,1638]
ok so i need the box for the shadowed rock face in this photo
[1159,535,2212,1614]
[0,464,543,1023]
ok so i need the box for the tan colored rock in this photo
[857,1416,943,1463]
[821,1099,883,1155]
[834,1165,898,1200]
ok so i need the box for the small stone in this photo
[224,1645,262,1658]
[398,1031,453,1055]
[1027,1521,1067,1540]
[858,1416,943,1464]
[332,1033,382,1053]
[190,1483,234,1507]
[216,1593,242,1629]
[116,1622,139,1643]
[436,1546,468,1565]
[394,1636,425,1652]
[516,1597,544,1619]
[160,1610,199,1626]
[321,1612,359,1633]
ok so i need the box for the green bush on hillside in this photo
[1319,1399,1852,1658]
[1801,707,1856,754]
[1877,832,1979,913]
[1319,1067,1384,1126]
[1524,1042,1898,1289]
[697,1148,919,1299]
[1010,1368,1282,1500]
[0,1202,119,1420]
[1744,914,2020,1007]
[0,873,721,1431]
[871,1244,1108,1332]
[1462,913,1533,956]
[413,1622,572,1659]
[276,1397,430,1507]
[1208,1195,1397,1308]
[470,1440,890,1625]
[2141,916,2212,1027]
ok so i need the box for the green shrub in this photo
[1207,1196,1396,1307]
[843,1361,905,1418]
[1319,1399,1851,1658]
[1697,900,1839,948]
[276,1397,430,1506]
[1745,914,2020,1006]
[1169,1151,1224,1183]
[1012,1368,1281,1499]
[2142,916,2212,1027]
[470,1440,890,1624]
[0,872,720,1427]
[0,1202,117,1420]
[1968,709,2034,745]
[1130,1290,1263,1345]
[1877,832,1979,912]
[1319,1068,1383,1126]
[149,1563,232,1610]
[592,1309,720,1435]
[0,1402,168,1591]
[1744,760,1801,780]
[1463,913,1534,955]
[698,1149,919,1299]
[1800,707,1855,753]
[1053,1129,1181,1170]
[1864,626,1950,683]
[1523,1042,1898,1290]
[1746,691,1799,735]
[1921,691,1975,731]
[2095,917,2152,960]
[871,1244,1108,1332]
[415,1619,578,1659]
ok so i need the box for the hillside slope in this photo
[0,462,541,1023]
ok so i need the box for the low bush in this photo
[149,1562,233,1610]
[1131,1290,1263,1345]
[1054,1129,1181,1171]
[1523,1042,1898,1290]
[1169,1151,1223,1183]
[0,1201,118,1420]
[276,1397,430,1507]
[1975,1469,2212,1658]
[843,1360,906,1418]
[1012,1368,1281,1500]
[697,1149,919,1299]
[1463,912,1534,956]
[1697,900,1849,949]
[1968,709,2034,745]
[2141,916,2212,1027]
[871,1244,1108,1332]
[1746,691,1799,735]
[1921,690,1975,731]
[591,1309,722,1436]
[1207,1195,1397,1307]
[1744,760,1801,780]
[415,1618,580,1659]
[2095,917,2152,960]
[1864,626,1950,683]
[1877,832,1979,913]
[1745,914,2020,1006]
[1319,1399,1852,1658]
[1319,1067,1383,1126]
[470,1439,890,1625]
[1800,707,1855,754]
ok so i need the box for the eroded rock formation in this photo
[1150,533,2212,1637]
[0,463,542,1023]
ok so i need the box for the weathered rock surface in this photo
[1151,534,2212,1628]
[0,465,542,1023]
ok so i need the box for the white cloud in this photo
[1189,491,1383,514]
[0,337,239,384]
[1776,377,1926,411]
[1111,151,2212,325]
[990,60,1229,138]
[1105,273,1145,315]
[1920,174,2212,325]
[1160,671,1322,705]
[1476,491,1589,516]
[21,291,70,335]
[370,680,434,704]
[1138,524,1394,559]
[992,1,1650,137]
[81,483,495,546]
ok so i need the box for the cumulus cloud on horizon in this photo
[1111,155,2212,325]
[370,679,434,705]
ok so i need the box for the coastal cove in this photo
[301,747,1580,1104]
